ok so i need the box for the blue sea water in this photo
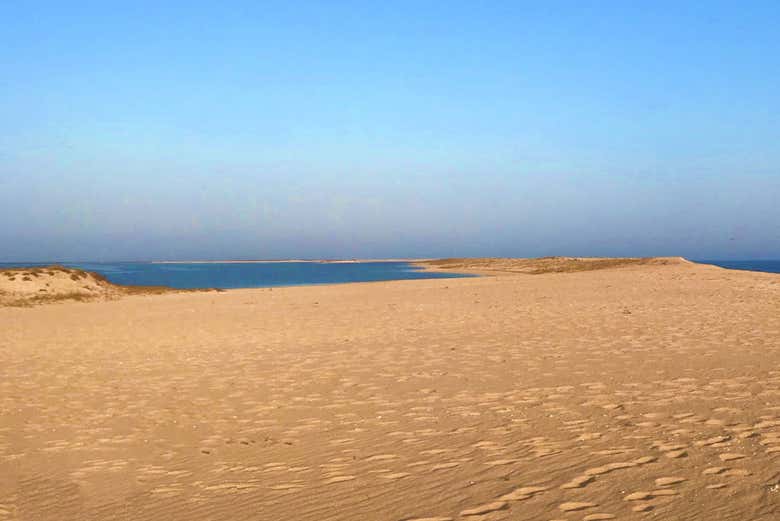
[696,260,780,275]
[0,261,474,289]
[2,260,777,290]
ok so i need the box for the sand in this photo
[0,266,209,307]
[1,259,779,520]
[417,256,692,275]
[0,266,123,306]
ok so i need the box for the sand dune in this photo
[1,259,779,520]
[0,266,201,307]
[418,256,692,275]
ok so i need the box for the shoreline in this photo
[150,258,434,264]
[2,259,779,520]
[4,257,779,308]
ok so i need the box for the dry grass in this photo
[0,265,220,307]
[5,291,99,308]
[420,256,691,275]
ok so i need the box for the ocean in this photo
[0,261,474,289]
[695,259,780,275]
[1,260,777,290]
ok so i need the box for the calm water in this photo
[2,260,777,289]
[697,260,780,275]
[0,261,474,289]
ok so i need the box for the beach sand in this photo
[1,259,779,520]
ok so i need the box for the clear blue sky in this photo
[1,1,778,261]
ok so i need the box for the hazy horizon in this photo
[2,2,779,262]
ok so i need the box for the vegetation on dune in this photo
[0,265,218,307]
[422,256,690,275]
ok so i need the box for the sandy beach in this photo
[1,259,779,520]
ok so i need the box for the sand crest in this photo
[0,266,208,306]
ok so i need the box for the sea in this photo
[695,260,780,275]
[0,260,777,290]
[0,261,474,289]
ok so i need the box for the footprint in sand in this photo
[459,501,508,516]
[583,461,637,476]
[430,462,460,471]
[665,448,688,458]
[722,468,751,477]
[561,475,594,489]
[655,476,686,487]
[269,483,305,491]
[760,434,780,446]
[634,455,657,464]
[650,489,680,497]
[593,448,636,456]
[421,449,452,455]
[559,502,596,512]
[655,442,686,451]
[695,435,730,447]
[380,472,411,480]
[484,458,522,467]
[719,453,746,461]
[324,475,356,484]
[499,485,547,501]
[366,454,399,462]
[624,489,679,501]
[624,492,653,501]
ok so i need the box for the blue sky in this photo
[1,1,778,261]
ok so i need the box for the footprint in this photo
[655,443,686,452]
[649,489,678,497]
[624,492,653,501]
[324,475,356,484]
[499,485,548,501]
[624,489,678,501]
[366,454,399,462]
[460,502,508,516]
[430,462,460,471]
[695,436,730,447]
[665,449,688,459]
[561,475,594,489]
[269,483,305,491]
[633,456,657,465]
[380,472,411,480]
[593,448,635,455]
[485,458,522,467]
[722,468,750,477]
[655,477,686,487]
[559,502,596,512]
[584,461,635,476]
[719,453,746,461]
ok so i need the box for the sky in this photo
[1,1,779,261]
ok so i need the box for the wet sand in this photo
[1,259,779,520]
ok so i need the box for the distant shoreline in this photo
[151,259,432,264]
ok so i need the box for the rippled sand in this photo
[1,260,779,520]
